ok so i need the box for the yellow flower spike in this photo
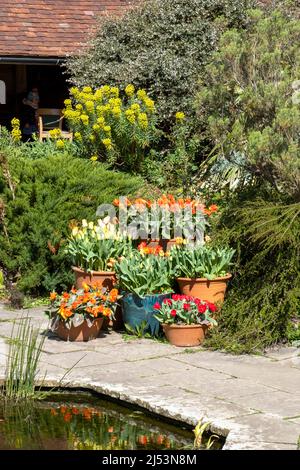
[93,124,100,132]
[110,86,119,97]
[111,107,121,118]
[75,103,83,111]
[90,155,98,162]
[83,86,92,93]
[82,219,88,228]
[125,84,135,97]
[74,132,82,141]
[175,111,185,121]
[102,138,113,150]
[88,221,94,230]
[56,139,65,149]
[104,125,111,133]
[137,89,147,100]
[64,99,72,106]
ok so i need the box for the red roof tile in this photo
[0,0,133,57]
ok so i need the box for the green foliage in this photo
[2,317,45,401]
[171,245,235,280]
[114,251,173,296]
[206,196,300,353]
[67,0,254,128]
[0,153,144,294]
[197,4,300,200]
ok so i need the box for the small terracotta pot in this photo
[177,274,232,303]
[163,323,207,347]
[53,318,103,342]
[72,266,116,290]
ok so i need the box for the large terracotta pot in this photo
[53,318,103,342]
[177,274,232,303]
[72,266,116,290]
[163,323,207,347]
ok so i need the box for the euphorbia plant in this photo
[154,294,217,326]
[45,285,119,329]
[114,249,172,297]
[65,217,132,272]
[171,244,235,280]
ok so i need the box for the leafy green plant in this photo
[114,250,173,297]
[197,4,300,200]
[65,218,132,272]
[171,245,235,280]
[193,419,219,450]
[67,0,254,128]
[2,317,45,401]
[124,320,152,339]
[0,152,144,294]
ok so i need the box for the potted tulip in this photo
[154,294,217,347]
[65,217,132,290]
[171,245,235,303]
[45,285,119,341]
[114,248,173,336]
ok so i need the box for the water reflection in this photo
[0,395,193,450]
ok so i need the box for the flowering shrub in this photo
[113,194,218,240]
[10,118,22,143]
[154,294,217,326]
[45,285,119,328]
[65,217,132,272]
[62,85,164,171]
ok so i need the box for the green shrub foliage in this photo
[197,5,300,200]
[67,0,254,127]
[0,153,143,294]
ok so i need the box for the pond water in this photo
[0,391,205,450]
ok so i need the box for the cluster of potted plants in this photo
[46,211,235,346]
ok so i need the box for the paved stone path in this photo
[0,303,299,450]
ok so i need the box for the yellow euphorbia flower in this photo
[56,139,65,149]
[175,111,185,121]
[125,84,135,97]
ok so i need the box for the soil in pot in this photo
[177,274,232,303]
[163,323,207,347]
[53,318,104,342]
[72,266,116,290]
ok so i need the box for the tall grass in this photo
[2,316,45,400]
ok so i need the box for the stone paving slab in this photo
[0,304,300,450]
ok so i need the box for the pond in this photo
[0,391,219,450]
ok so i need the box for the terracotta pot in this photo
[72,266,116,290]
[53,318,103,342]
[177,274,232,303]
[163,323,207,347]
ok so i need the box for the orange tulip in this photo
[50,292,57,301]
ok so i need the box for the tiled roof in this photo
[0,0,133,57]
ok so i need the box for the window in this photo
[0,80,6,104]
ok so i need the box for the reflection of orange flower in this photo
[50,408,57,416]
[156,435,164,445]
[108,426,114,433]
[72,407,79,415]
[138,435,148,445]
[60,406,67,414]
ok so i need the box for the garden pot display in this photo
[72,266,116,290]
[53,318,104,342]
[121,293,172,336]
[177,274,232,303]
[162,323,208,347]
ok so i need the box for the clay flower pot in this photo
[72,266,116,290]
[177,274,232,303]
[53,317,103,342]
[162,323,208,347]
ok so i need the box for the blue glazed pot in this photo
[121,292,172,336]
